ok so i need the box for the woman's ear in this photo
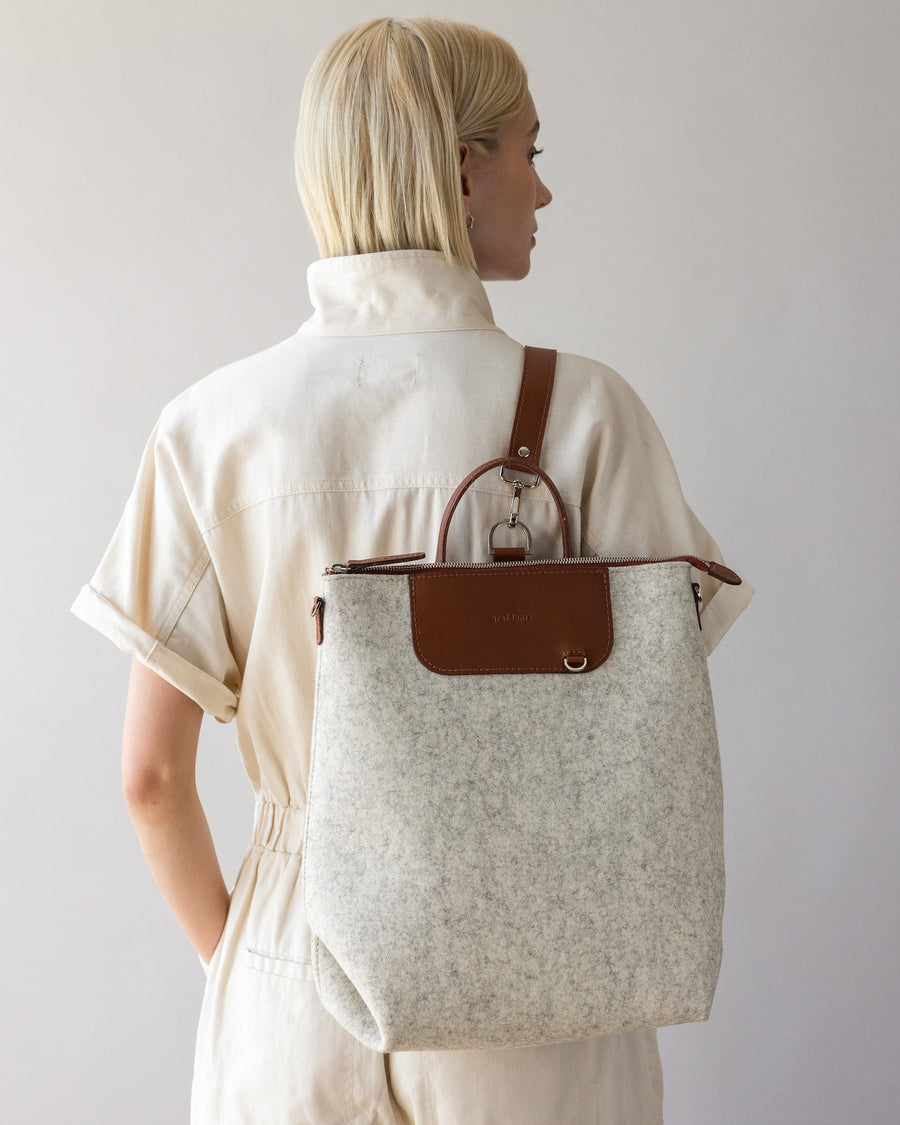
[458,140,472,198]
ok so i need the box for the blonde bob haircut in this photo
[295,16,529,271]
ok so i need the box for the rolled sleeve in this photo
[70,409,242,724]
[71,582,239,723]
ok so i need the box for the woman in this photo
[71,15,752,1124]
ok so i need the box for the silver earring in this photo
[466,211,475,230]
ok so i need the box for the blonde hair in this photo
[294,16,528,271]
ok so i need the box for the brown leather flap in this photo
[408,565,613,675]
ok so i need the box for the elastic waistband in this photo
[252,799,306,854]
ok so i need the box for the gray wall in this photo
[2,1,897,1121]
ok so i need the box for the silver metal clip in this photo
[499,464,540,487]
[507,480,523,527]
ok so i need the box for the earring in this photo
[466,211,476,230]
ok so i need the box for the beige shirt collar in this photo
[298,249,499,337]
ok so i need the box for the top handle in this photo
[436,456,572,563]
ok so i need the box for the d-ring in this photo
[488,519,532,555]
[563,654,588,672]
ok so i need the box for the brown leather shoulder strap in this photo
[506,346,557,476]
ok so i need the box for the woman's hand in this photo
[122,657,231,965]
[198,896,230,966]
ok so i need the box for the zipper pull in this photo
[327,552,427,574]
[310,596,325,644]
[704,560,742,585]
[691,582,703,629]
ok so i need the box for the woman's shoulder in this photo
[552,349,665,435]
[555,348,643,396]
[159,333,307,428]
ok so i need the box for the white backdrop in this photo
[2,2,897,1122]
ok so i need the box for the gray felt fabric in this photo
[301,561,724,1052]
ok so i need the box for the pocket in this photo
[239,849,316,982]
[242,945,314,981]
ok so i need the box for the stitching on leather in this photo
[535,350,554,462]
[510,348,554,464]
[409,568,613,673]
[509,348,531,456]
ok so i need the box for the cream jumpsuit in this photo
[71,249,753,1124]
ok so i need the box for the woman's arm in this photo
[121,656,230,964]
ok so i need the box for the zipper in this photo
[326,554,741,585]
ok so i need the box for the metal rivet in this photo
[517,445,531,457]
